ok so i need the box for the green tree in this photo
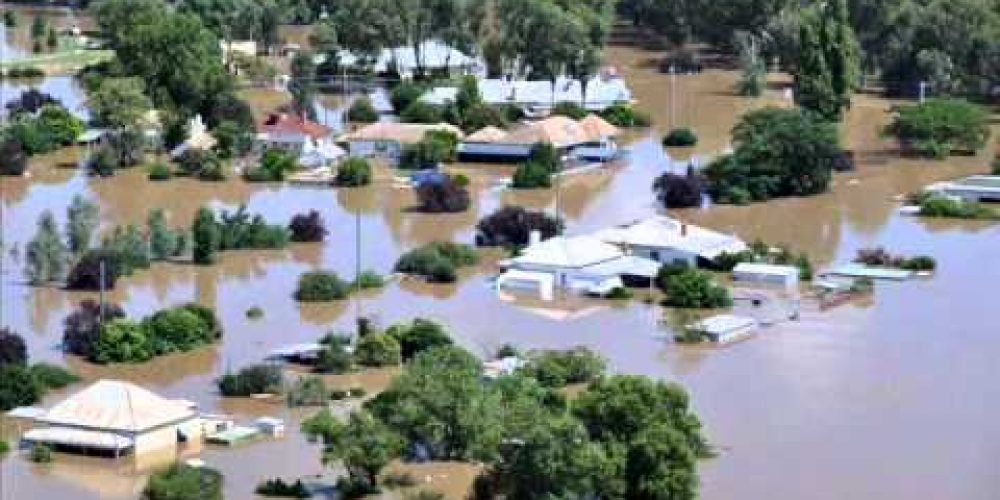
[143,464,223,500]
[335,157,373,187]
[94,319,153,364]
[303,410,403,491]
[354,333,402,367]
[657,267,731,309]
[191,207,220,265]
[66,195,100,256]
[148,209,185,261]
[0,364,42,411]
[795,0,858,121]
[87,77,153,130]
[885,98,990,158]
[26,211,68,284]
[385,318,452,361]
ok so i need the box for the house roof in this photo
[595,216,746,260]
[340,122,464,144]
[512,235,624,269]
[733,263,800,278]
[579,114,620,139]
[258,113,332,140]
[464,126,509,143]
[36,380,196,434]
[691,314,757,334]
[422,75,633,109]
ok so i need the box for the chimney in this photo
[528,230,542,247]
[681,224,688,237]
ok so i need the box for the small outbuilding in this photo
[688,314,757,344]
[732,263,800,291]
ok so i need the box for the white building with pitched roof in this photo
[23,380,197,457]
[595,216,747,267]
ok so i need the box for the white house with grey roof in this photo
[421,74,634,114]
[595,216,747,267]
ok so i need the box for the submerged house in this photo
[498,233,659,298]
[333,40,482,77]
[169,115,217,159]
[595,216,747,267]
[22,380,198,458]
[340,122,464,158]
[256,113,344,169]
[421,73,633,113]
[458,114,620,162]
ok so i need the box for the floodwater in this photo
[2,17,1000,500]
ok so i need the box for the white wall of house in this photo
[456,142,533,159]
[349,140,402,158]
[133,425,181,455]
[629,245,697,267]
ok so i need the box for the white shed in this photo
[689,314,757,344]
[732,263,800,291]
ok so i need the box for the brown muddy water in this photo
[2,17,1000,500]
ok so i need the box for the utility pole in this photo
[354,208,362,335]
[99,259,106,324]
[918,81,928,104]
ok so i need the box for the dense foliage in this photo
[475,206,564,247]
[399,131,459,170]
[795,0,857,121]
[885,99,990,158]
[520,347,606,388]
[347,97,379,123]
[511,143,560,189]
[63,300,126,359]
[853,247,936,272]
[385,318,453,362]
[658,265,732,309]
[918,195,999,220]
[0,328,27,366]
[335,158,373,187]
[652,169,706,209]
[288,211,327,243]
[662,128,698,147]
[0,329,78,411]
[599,104,651,127]
[218,363,283,397]
[394,242,478,283]
[143,464,223,500]
[354,334,402,367]
[295,271,351,301]
[414,175,470,213]
[246,149,298,182]
[255,478,311,498]
[704,108,842,204]
[192,205,289,265]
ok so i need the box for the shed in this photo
[732,263,800,291]
[254,417,286,437]
[689,314,757,344]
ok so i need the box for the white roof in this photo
[335,40,480,74]
[691,314,757,334]
[733,262,800,278]
[512,235,623,269]
[422,76,633,110]
[596,216,746,260]
[498,269,556,285]
[23,427,134,450]
[483,356,527,379]
[36,380,195,433]
[581,255,661,278]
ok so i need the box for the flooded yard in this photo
[2,15,1000,500]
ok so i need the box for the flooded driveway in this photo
[2,17,1000,500]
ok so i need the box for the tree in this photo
[521,347,606,388]
[146,307,215,354]
[0,365,42,411]
[652,170,705,209]
[66,249,125,291]
[347,97,379,123]
[192,207,221,265]
[5,89,56,116]
[303,410,402,492]
[354,334,402,367]
[415,176,470,213]
[26,211,68,285]
[288,211,328,242]
[795,0,858,121]
[475,206,563,247]
[386,318,452,361]
[289,51,318,120]
[658,266,732,309]
[704,107,841,203]
[0,328,28,367]
[213,120,253,158]
[66,195,100,256]
[87,77,152,130]
[148,209,186,261]
[624,422,699,499]
[335,157,373,187]
[143,464,223,500]
[63,300,127,359]
[218,364,283,396]
[295,271,350,301]
[0,137,28,176]
[94,319,153,364]
[885,99,990,158]
[103,224,151,274]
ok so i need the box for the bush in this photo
[353,270,385,290]
[456,102,507,133]
[658,267,732,309]
[0,364,43,411]
[606,287,633,299]
[662,128,698,147]
[0,137,28,176]
[521,347,606,388]
[652,170,705,208]
[383,472,417,489]
[29,363,79,390]
[886,99,990,158]
[247,149,298,182]
[0,328,27,366]
[218,364,283,397]
[704,108,841,203]
[551,101,587,119]
[415,175,470,213]
[179,303,222,339]
[177,149,225,181]
[347,97,379,123]
[336,157,372,187]
[853,247,936,272]
[144,464,223,500]
[145,307,215,354]
[399,131,459,169]
[511,161,552,189]
[475,206,563,247]
[63,300,126,359]
[400,101,442,124]
[147,162,172,181]
[30,443,53,463]
[288,211,327,242]
[217,205,290,250]
[3,66,45,79]
[391,82,427,113]
[256,478,311,498]
[214,120,254,159]
[295,271,351,301]
[315,342,353,374]
[246,306,264,319]
[348,387,366,398]
[287,376,329,407]
[919,195,998,220]
[354,334,402,367]
[902,256,936,272]
[394,242,478,283]
[600,104,651,127]
[386,319,453,361]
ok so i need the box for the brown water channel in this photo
[2,17,1000,500]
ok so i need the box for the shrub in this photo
[287,376,329,407]
[456,102,507,133]
[886,99,990,158]
[93,319,153,364]
[65,249,124,290]
[29,363,79,390]
[391,82,427,113]
[217,205,290,250]
[551,101,587,119]
[475,206,563,247]
[347,97,379,123]
[394,242,478,283]
[246,306,264,319]
[662,128,698,147]
[383,472,417,489]
[179,303,222,339]
[295,271,351,301]
[0,328,27,366]
[335,157,372,187]
[144,464,223,500]
[30,443,53,463]
[315,342,353,374]
[400,101,442,124]
[192,207,221,265]
[88,146,120,177]
[386,318,453,361]
[353,270,385,290]
[354,334,402,367]
[606,287,633,299]
[652,170,705,208]
[348,387,366,398]
[63,300,126,359]
[288,211,327,242]
[658,267,732,309]
[213,120,254,159]
[0,137,28,176]
[511,160,552,189]
[256,478,311,498]
[415,175,470,213]
[853,247,936,272]
[0,364,42,411]
[600,104,651,127]
[521,347,606,388]
[247,149,298,182]
[919,195,998,220]
[218,364,283,396]
[147,162,172,181]
[704,108,841,203]
[399,131,459,169]
[145,307,215,354]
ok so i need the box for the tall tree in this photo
[87,78,153,131]
[66,195,100,256]
[26,211,68,284]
